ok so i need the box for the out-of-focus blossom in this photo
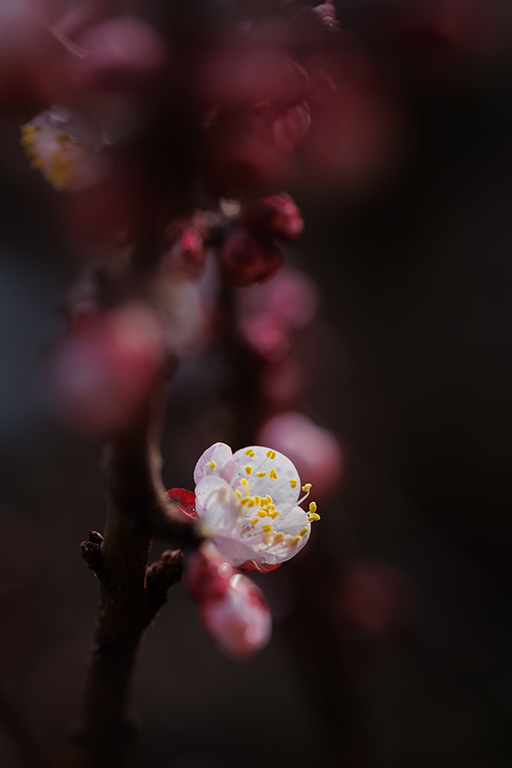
[192,442,320,567]
[241,192,304,242]
[259,357,304,404]
[50,303,165,437]
[300,46,405,197]
[65,165,154,246]
[258,411,343,499]
[337,561,414,635]
[196,37,312,193]
[21,107,113,191]
[240,311,291,361]
[187,543,272,657]
[221,230,282,287]
[381,0,512,84]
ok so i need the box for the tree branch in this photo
[80,399,195,768]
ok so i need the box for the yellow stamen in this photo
[257,510,267,518]
[299,527,308,537]
[261,524,272,533]
[269,469,278,480]
[47,153,75,189]
[266,450,276,459]
[302,483,312,492]
[269,511,280,519]
[256,471,266,477]
[246,465,253,475]
[309,502,317,514]
[308,512,321,522]
[206,459,216,471]
[236,490,242,499]
[289,479,298,489]
[265,495,272,504]
[251,517,259,526]
[245,449,255,457]
[273,532,285,543]
[254,496,261,505]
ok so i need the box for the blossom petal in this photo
[232,445,301,507]
[193,442,236,485]
[195,476,243,537]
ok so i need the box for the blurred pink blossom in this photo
[258,411,343,499]
[50,303,165,437]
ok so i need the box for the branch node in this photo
[80,540,102,570]
[147,549,183,600]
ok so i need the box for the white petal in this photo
[211,535,260,567]
[194,442,236,485]
[195,476,243,536]
[252,506,310,565]
[232,445,300,507]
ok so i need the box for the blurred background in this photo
[1,0,512,766]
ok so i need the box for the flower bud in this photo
[242,193,304,242]
[200,573,272,658]
[221,230,282,287]
[162,222,205,280]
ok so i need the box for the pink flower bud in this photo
[186,545,234,602]
[242,193,304,242]
[50,304,165,438]
[221,230,282,287]
[198,569,272,658]
[258,411,344,499]
[162,222,205,280]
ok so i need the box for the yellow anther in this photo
[308,512,321,522]
[251,517,259,526]
[257,510,267,518]
[256,471,267,477]
[289,479,298,489]
[265,495,272,504]
[286,536,298,548]
[294,536,301,542]
[241,478,249,487]
[245,449,255,457]
[273,532,285,543]
[299,527,308,537]
[270,504,276,510]
[269,469,278,480]
[302,483,312,492]
[254,496,261,505]
[206,459,216,471]
[246,465,253,475]
[236,490,242,499]
[309,501,317,514]
[266,450,276,459]
[261,524,273,533]
[270,511,280,519]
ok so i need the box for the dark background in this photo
[1,1,512,766]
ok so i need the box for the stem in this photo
[81,398,189,768]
